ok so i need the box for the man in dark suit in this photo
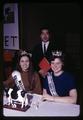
[32,27,61,77]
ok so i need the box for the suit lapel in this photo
[40,43,44,55]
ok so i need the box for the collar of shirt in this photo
[42,41,49,53]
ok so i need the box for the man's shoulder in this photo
[50,40,65,52]
[49,40,58,46]
[33,43,41,50]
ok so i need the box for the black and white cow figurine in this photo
[4,87,28,108]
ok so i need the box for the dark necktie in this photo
[44,43,46,55]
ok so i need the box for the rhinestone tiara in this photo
[52,50,62,57]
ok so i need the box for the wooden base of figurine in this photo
[3,104,30,112]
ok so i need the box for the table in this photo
[3,94,80,117]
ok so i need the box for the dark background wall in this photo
[20,3,80,48]
[19,2,80,73]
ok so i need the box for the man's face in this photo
[40,29,50,42]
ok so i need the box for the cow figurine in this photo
[4,87,28,108]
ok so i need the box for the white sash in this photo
[12,70,25,90]
[47,72,58,96]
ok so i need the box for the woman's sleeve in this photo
[66,73,76,92]
[32,72,43,94]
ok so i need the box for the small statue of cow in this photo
[4,87,28,108]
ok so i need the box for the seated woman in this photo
[42,51,77,104]
[3,50,42,94]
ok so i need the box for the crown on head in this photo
[52,50,62,57]
[20,50,32,57]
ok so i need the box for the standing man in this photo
[32,27,61,78]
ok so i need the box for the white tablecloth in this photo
[3,94,80,117]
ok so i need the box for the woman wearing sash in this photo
[3,50,42,94]
[42,51,77,104]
